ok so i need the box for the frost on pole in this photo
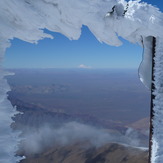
[0,0,163,162]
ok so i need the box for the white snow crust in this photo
[0,0,163,162]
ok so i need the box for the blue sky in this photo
[4,0,163,69]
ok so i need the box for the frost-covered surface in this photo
[0,40,22,162]
[139,36,154,88]
[151,38,163,163]
[0,0,163,162]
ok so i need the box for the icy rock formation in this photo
[0,0,163,162]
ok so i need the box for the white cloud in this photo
[20,122,146,155]
[78,64,92,69]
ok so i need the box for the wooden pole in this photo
[149,37,156,163]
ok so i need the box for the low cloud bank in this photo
[20,122,147,155]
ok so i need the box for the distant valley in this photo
[6,68,150,163]
[7,68,150,124]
